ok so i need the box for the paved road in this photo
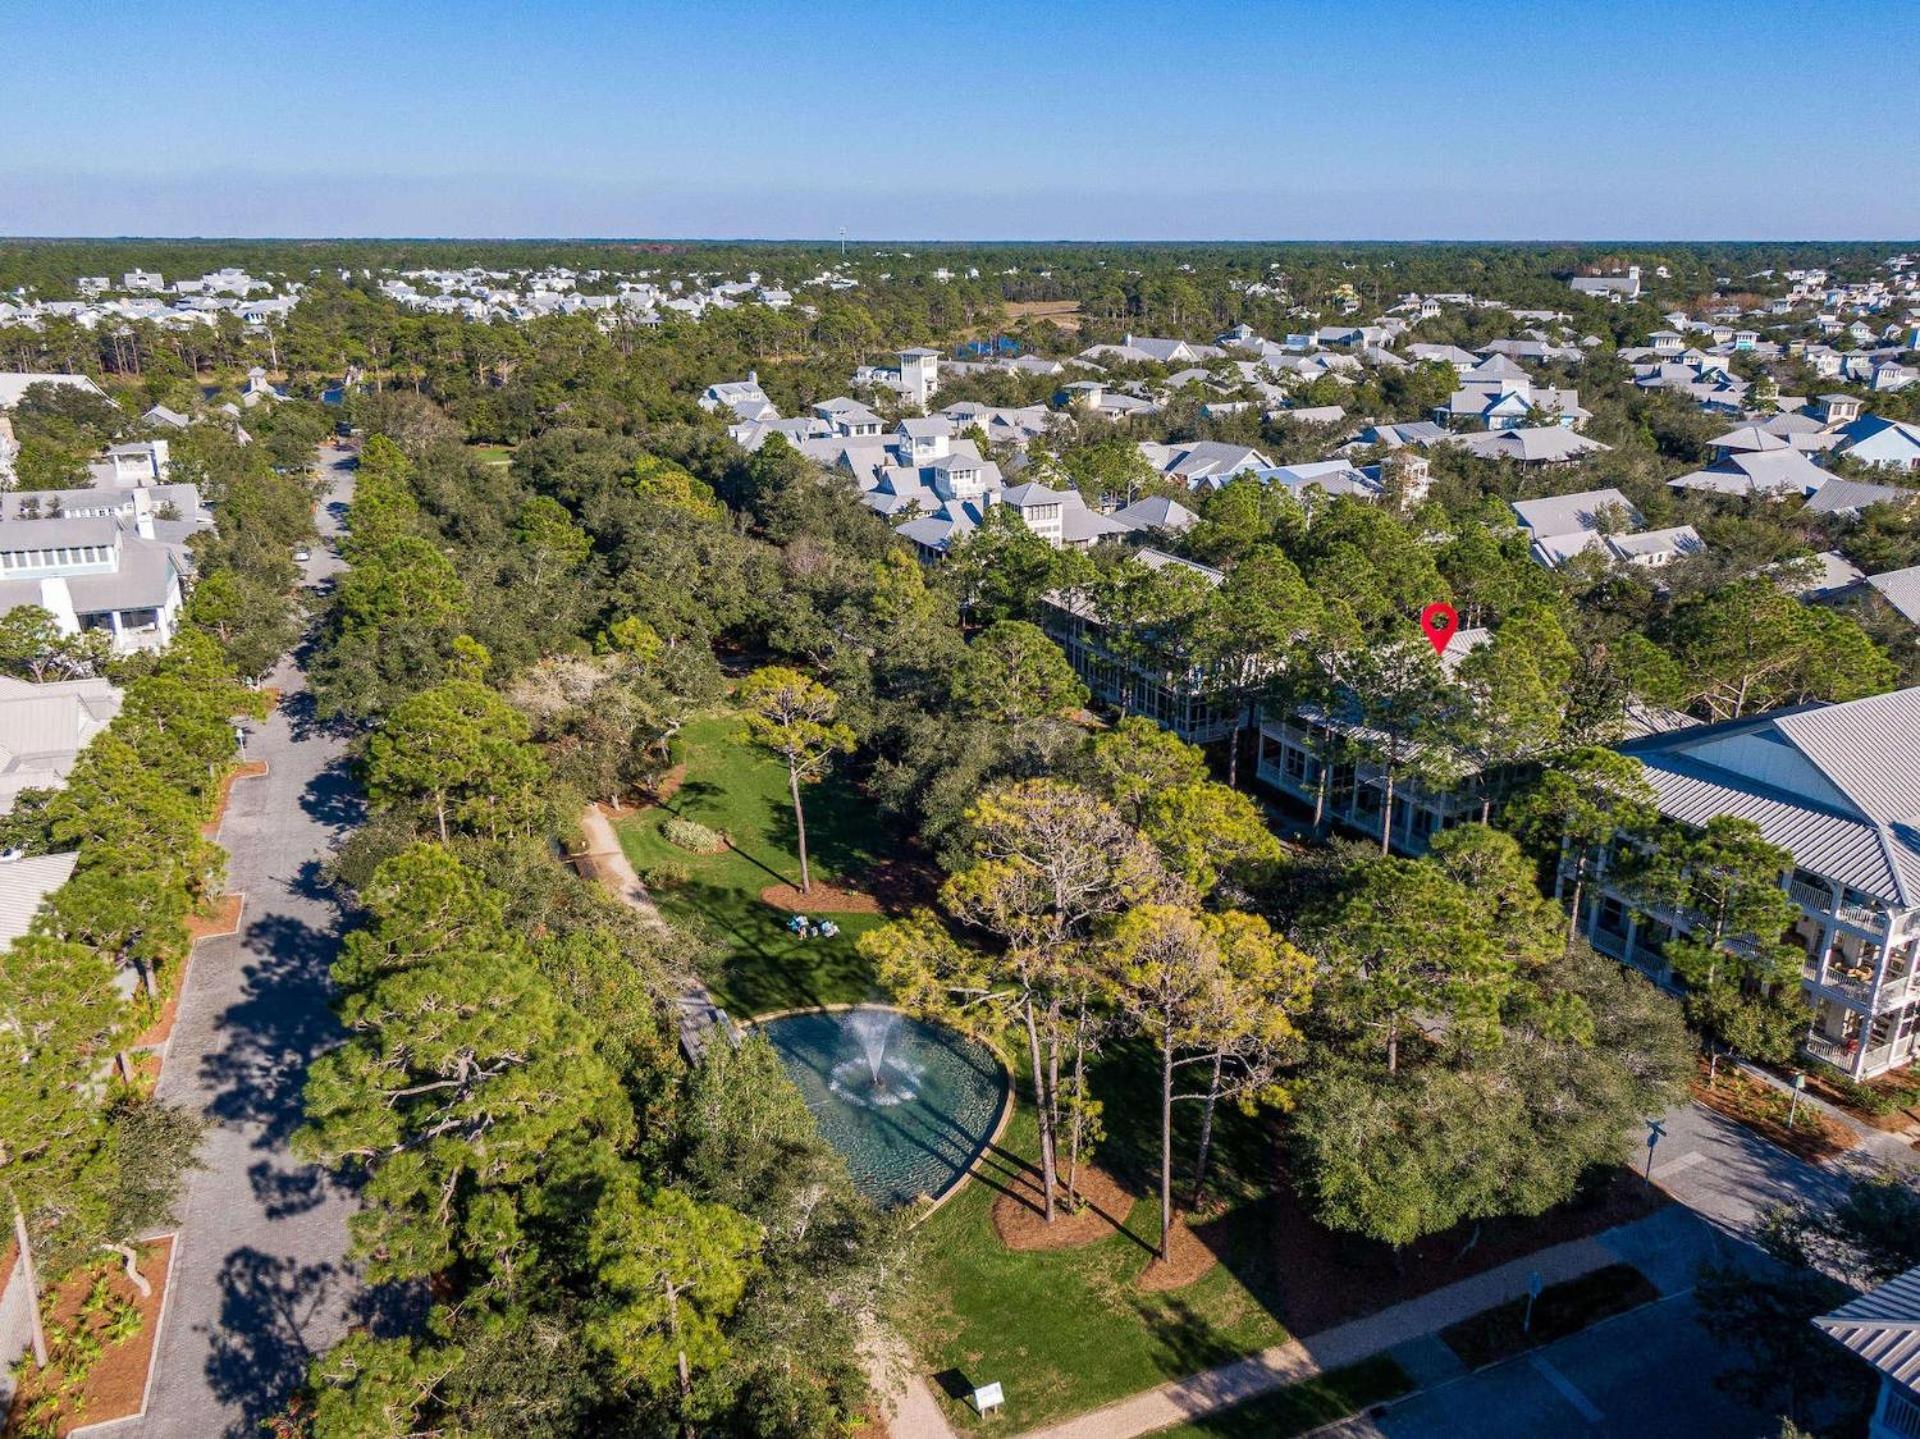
[136,448,364,1438]
[1646,1099,1850,1237]
[1356,1291,1772,1439]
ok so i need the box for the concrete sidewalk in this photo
[874,1130,1784,1439]
[1015,1229,1626,1439]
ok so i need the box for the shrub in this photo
[662,817,723,853]
[1836,1072,1920,1118]
[637,860,691,890]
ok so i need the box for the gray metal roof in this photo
[1804,477,1907,516]
[1620,687,1920,907]
[65,537,179,612]
[1815,1265,1920,1387]
[1511,487,1639,538]
[1111,496,1197,531]
[0,851,78,947]
[1864,565,1920,626]
[1455,427,1607,463]
[0,515,122,549]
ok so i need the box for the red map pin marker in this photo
[1419,602,1458,657]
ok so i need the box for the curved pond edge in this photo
[739,1001,1016,1226]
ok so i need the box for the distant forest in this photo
[0,237,1909,309]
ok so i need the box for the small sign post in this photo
[1643,1117,1666,1187]
[1788,1072,1806,1130]
[973,1381,1004,1419]
[1524,1270,1544,1335]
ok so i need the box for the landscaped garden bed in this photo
[1691,1059,1854,1162]
[1774,1059,1920,1133]
[1439,1263,1659,1371]
[5,1237,173,1438]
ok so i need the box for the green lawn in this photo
[469,443,515,467]
[1148,1356,1414,1438]
[908,1090,1294,1432]
[614,712,893,1016]
[618,716,1307,1432]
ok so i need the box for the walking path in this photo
[1015,1227,1635,1439]
[872,1095,1853,1439]
[572,801,734,1064]
[133,448,364,1438]
[573,803,666,928]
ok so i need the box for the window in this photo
[1596,896,1628,937]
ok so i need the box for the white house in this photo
[1814,1266,1920,1439]
[1448,427,1608,465]
[1668,446,1832,498]
[0,504,187,653]
[1586,687,1920,1079]
[0,673,122,814]
[1835,415,1920,471]
[1511,488,1702,570]
[1569,265,1641,301]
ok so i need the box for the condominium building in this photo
[1251,628,1493,854]
[1038,550,1241,743]
[1580,687,1920,1079]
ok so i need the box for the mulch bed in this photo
[128,894,242,1051]
[129,961,186,1050]
[650,764,687,806]
[199,760,269,839]
[600,766,688,817]
[123,1051,163,1099]
[1219,1165,1669,1340]
[184,892,244,944]
[1692,1062,1855,1163]
[991,1163,1137,1251]
[1768,1061,1920,1135]
[5,1236,172,1437]
[1439,1263,1659,1371]
[759,881,882,914]
[1135,1214,1220,1292]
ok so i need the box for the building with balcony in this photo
[1038,550,1241,743]
[0,500,189,654]
[1252,628,1494,854]
[1579,686,1920,1079]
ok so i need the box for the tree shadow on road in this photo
[204,1247,349,1439]
[281,681,359,745]
[200,911,345,1147]
[301,754,367,832]
[247,1156,356,1220]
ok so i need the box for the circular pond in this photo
[758,1006,1009,1211]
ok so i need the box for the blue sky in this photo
[3,0,1916,239]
